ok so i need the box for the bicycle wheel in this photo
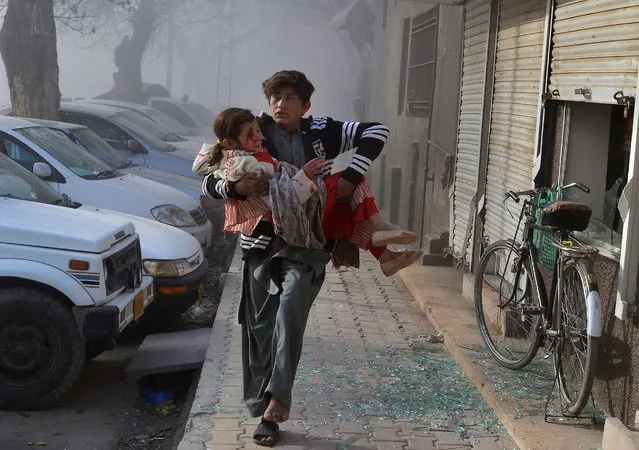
[475,240,543,370]
[554,259,599,416]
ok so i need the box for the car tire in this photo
[0,287,86,410]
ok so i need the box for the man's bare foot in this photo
[253,419,279,446]
[263,397,290,424]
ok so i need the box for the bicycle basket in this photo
[533,189,560,271]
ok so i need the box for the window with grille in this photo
[398,7,438,118]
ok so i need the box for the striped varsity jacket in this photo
[202,113,390,254]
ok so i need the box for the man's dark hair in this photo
[262,70,315,103]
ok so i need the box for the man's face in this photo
[268,87,311,129]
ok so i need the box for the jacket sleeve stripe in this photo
[361,125,389,142]
[348,154,373,175]
[202,174,228,199]
[340,121,360,153]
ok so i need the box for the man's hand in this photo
[336,178,356,201]
[234,173,269,197]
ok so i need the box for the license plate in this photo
[134,292,145,320]
[198,283,206,300]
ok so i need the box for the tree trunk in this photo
[0,0,60,119]
[97,0,157,103]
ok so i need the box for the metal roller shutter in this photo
[550,0,639,104]
[483,0,547,244]
[451,0,492,261]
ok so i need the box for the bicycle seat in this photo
[541,201,592,232]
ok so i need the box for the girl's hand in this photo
[302,157,325,179]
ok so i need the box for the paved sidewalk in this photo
[179,250,516,450]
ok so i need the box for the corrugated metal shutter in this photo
[483,0,546,243]
[452,0,492,259]
[550,0,639,104]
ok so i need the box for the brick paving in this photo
[180,252,517,450]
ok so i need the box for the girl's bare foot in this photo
[379,249,423,276]
[263,397,290,424]
[369,214,418,246]
[369,213,400,231]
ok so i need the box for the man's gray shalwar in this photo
[241,124,330,417]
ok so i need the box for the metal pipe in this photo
[427,140,451,156]
[558,103,571,187]
[417,6,441,250]
[532,0,556,184]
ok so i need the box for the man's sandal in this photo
[371,230,418,247]
[253,418,280,447]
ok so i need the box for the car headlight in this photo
[151,204,196,227]
[144,260,183,277]
[143,250,203,278]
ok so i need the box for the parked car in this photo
[0,153,208,335]
[30,118,204,199]
[0,192,154,409]
[147,96,215,138]
[86,99,207,139]
[0,116,213,249]
[57,102,203,180]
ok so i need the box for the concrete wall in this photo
[367,1,463,247]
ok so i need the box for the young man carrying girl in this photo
[200,70,420,446]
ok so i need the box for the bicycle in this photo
[474,182,601,417]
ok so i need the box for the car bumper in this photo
[151,258,208,314]
[73,276,155,341]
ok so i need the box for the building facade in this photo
[369,0,639,425]
[366,1,464,258]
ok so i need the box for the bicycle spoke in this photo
[555,260,597,416]
[475,242,541,370]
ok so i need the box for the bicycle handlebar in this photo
[505,182,590,203]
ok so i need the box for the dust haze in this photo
[0,0,369,122]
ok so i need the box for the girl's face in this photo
[235,120,263,152]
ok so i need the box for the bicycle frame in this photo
[508,196,553,331]
[504,189,599,338]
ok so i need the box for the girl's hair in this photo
[210,107,256,166]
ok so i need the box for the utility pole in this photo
[166,14,174,94]
[215,0,233,110]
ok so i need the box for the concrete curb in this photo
[397,264,604,450]
[602,418,639,449]
[177,245,243,450]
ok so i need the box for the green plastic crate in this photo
[532,188,561,271]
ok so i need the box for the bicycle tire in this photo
[554,259,600,417]
[475,240,542,370]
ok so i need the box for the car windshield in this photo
[183,102,215,128]
[144,108,196,136]
[0,154,63,205]
[112,111,187,143]
[17,126,120,180]
[69,128,133,169]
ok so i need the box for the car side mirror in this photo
[127,139,146,153]
[33,162,53,178]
